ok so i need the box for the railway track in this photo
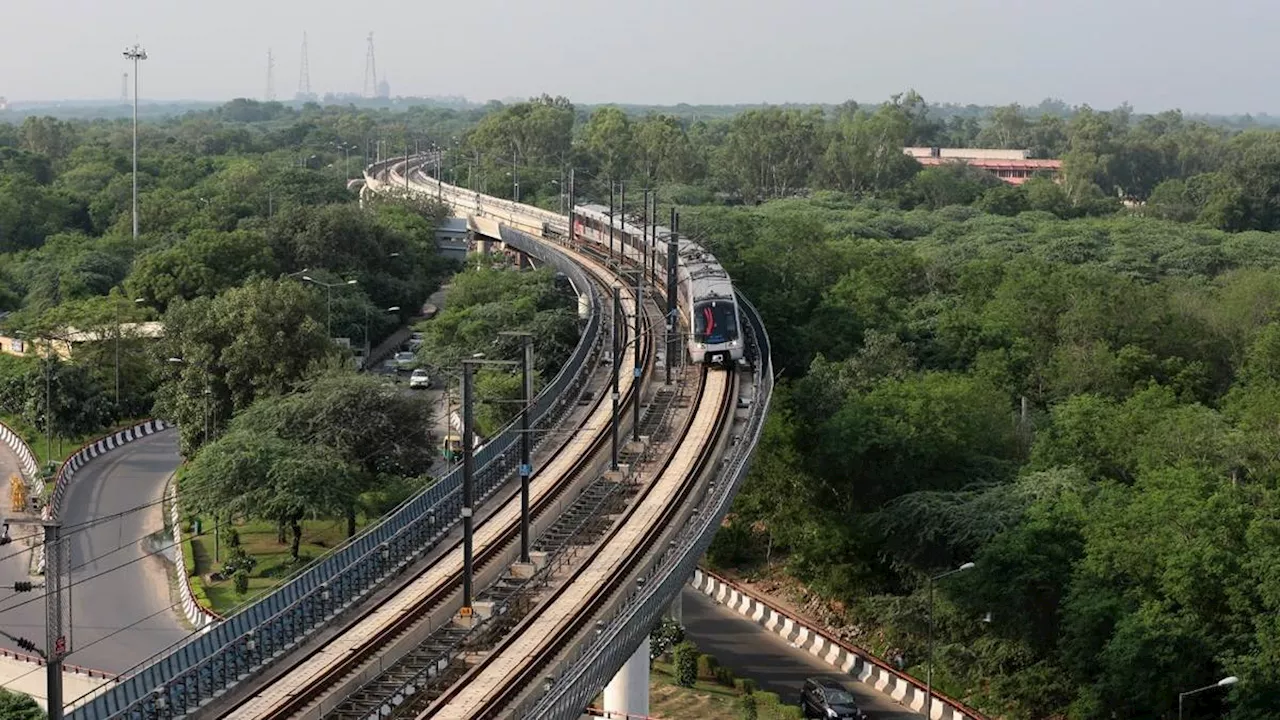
[424,367,737,719]
[215,234,660,720]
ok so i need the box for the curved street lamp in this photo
[926,561,975,719]
[1179,676,1237,720]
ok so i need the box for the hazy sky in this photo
[3,0,1275,113]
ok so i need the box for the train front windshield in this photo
[693,301,739,344]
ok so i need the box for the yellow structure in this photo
[9,474,24,513]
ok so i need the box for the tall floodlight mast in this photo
[122,44,148,241]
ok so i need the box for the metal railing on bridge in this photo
[71,225,603,720]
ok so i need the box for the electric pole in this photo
[123,44,148,241]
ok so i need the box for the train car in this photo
[570,204,743,366]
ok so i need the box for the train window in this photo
[693,301,739,344]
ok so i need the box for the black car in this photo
[801,677,867,719]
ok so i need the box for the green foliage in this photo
[650,617,686,660]
[673,641,699,688]
[0,687,44,720]
[233,570,249,596]
[738,692,758,720]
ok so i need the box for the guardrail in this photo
[518,292,774,720]
[0,419,40,491]
[70,195,606,720]
[165,482,222,631]
[38,419,172,575]
[690,567,989,720]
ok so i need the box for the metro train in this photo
[570,204,744,367]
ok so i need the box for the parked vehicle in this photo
[801,677,866,719]
[409,369,430,388]
[408,332,425,351]
[393,351,417,370]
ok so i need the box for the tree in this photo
[183,427,352,561]
[583,107,635,184]
[155,278,335,454]
[0,688,43,720]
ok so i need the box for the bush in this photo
[222,545,257,575]
[673,641,699,688]
[738,692,758,720]
[650,617,685,659]
[714,665,736,687]
[778,706,804,720]
[233,570,249,596]
[735,677,758,695]
[227,527,240,548]
[697,652,720,680]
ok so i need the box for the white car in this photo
[409,369,430,389]
[393,351,417,370]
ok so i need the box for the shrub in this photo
[738,692,758,720]
[227,527,241,548]
[735,677,757,695]
[233,570,249,596]
[714,665,736,687]
[650,617,685,659]
[697,652,720,680]
[673,641,698,688]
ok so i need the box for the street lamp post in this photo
[926,561,975,720]
[302,276,358,337]
[123,44,148,241]
[1179,676,1238,720]
[115,296,145,406]
[364,305,400,358]
[610,286,621,471]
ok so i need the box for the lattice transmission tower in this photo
[265,48,276,101]
[298,32,312,99]
[363,32,378,98]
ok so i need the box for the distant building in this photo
[0,322,165,360]
[0,97,8,112]
[904,147,1062,185]
[376,79,391,100]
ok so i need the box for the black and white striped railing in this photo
[690,568,988,720]
[0,419,41,492]
[38,419,172,574]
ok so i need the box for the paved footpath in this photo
[0,653,112,711]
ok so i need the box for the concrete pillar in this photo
[603,635,650,718]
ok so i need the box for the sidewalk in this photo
[0,654,113,711]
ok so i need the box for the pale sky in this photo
[2,0,1274,113]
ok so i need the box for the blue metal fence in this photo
[71,229,603,720]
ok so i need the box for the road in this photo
[680,587,919,719]
[0,431,187,676]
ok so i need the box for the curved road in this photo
[680,587,918,719]
[0,431,187,675]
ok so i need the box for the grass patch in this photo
[187,515,371,615]
[648,658,803,720]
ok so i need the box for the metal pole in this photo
[114,299,121,406]
[131,56,140,241]
[608,183,615,264]
[519,336,533,563]
[1178,694,1183,720]
[611,286,621,472]
[44,521,64,720]
[567,168,576,242]
[461,362,475,609]
[642,190,649,283]
[926,576,934,720]
[633,269,642,441]
[326,286,333,338]
[45,349,51,463]
[620,181,626,262]
[666,209,678,385]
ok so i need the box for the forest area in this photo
[6,91,1280,717]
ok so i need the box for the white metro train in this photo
[570,204,743,366]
